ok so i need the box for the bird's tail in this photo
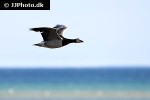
[33,44,41,46]
[33,41,45,47]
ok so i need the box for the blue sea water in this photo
[0,67,150,100]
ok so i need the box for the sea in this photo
[0,67,150,100]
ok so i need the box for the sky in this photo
[0,0,150,68]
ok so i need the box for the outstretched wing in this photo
[56,28,66,38]
[53,25,67,39]
[30,27,61,41]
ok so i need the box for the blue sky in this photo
[0,0,150,68]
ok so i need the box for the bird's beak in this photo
[80,40,84,42]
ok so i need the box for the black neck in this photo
[62,38,76,46]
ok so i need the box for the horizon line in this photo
[0,65,150,69]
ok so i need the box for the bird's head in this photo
[75,38,84,43]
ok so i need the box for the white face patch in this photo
[76,38,83,43]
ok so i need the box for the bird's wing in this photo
[56,28,65,38]
[30,27,61,41]
[53,25,67,38]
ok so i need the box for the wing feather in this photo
[30,27,61,41]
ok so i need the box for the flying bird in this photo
[30,25,83,48]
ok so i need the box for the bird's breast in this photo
[44,40,62,48]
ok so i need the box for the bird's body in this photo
[30,25,83,49]
[45,40,62,48]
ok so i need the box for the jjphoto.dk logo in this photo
[0,0,50,10]
[8,2,44,8]
[3,3,9,8]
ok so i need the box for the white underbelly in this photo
[44,40,62,48]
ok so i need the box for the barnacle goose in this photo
[30,25,83,48]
